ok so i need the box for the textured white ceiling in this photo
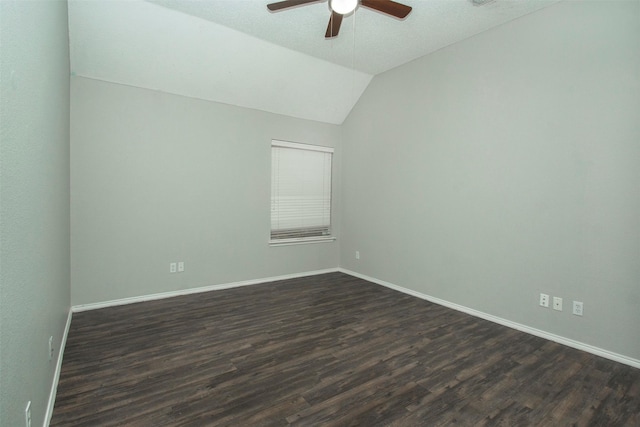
[68,0,562,124]
[68,0,372,124]
[150,0,562,75]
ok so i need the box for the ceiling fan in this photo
[267,0,413,38]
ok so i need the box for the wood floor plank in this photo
[51,272,640,426]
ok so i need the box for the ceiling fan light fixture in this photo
[330,0,358,15]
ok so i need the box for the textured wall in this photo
[341,0,640,360]
[71,77,341,306]
[0,1,71,426]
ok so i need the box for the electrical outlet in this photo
[178,261,184,272]
[539,293,549,308]
[170,262,177,273]
[25,401,31,427]
[355,251,360,260]
[49,336,54,361]
[553,296,563,311]
[573,301,584,316]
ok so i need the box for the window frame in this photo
[269,139,336,247]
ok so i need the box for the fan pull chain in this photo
[351,7,357,103]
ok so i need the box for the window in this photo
[270,140,334,245]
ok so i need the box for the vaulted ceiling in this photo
[68,0,561,124]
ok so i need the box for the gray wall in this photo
[341,0,640,360]
[0,1,71,426]
[71,77,341,306]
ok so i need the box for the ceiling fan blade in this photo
[325,11,343,38]
[360,0,412,19]
[267,0,321,12]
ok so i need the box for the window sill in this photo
[269,236,336,247]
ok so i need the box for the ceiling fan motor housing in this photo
[331,0,358,15]
[267,0,413,38]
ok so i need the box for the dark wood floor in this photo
[51,272,639,426]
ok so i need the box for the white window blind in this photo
[271,140,333,243]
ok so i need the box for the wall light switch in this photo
[178,261,184,272]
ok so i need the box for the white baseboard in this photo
[44,309,73,427]
[339,268,640,370]
[72,268,340,313]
